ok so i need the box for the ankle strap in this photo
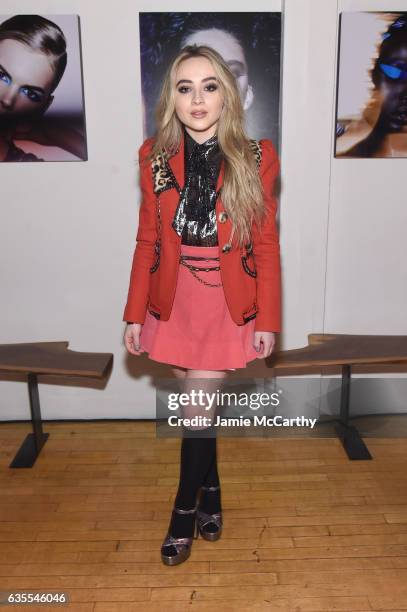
[173,504,198,514]
[201,485,220,491]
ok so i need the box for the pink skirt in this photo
[139,244,260,371]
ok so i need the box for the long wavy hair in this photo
[149,44,265,247]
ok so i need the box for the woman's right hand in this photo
[124,323,145,356]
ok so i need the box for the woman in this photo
[123,44,281,565]
[338,13,407,158]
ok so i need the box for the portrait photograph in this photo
[0,14,87,162]
[335,11,407,158]
[139,12,282,147]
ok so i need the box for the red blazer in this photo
[123,132,281,332]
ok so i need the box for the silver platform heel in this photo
[161,505,199,566]
[197,485,223,541]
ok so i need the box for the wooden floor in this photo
[1,421,407,611]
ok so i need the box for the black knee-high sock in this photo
[200,436,222,515]
[169,435,216,538]
[202,437,220,487]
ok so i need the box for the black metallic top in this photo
[171,128,222,246]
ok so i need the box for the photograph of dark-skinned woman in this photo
[0,14,87,162]
[336,12,407,158]
[140,12,281,145]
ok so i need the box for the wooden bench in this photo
[267,333,407,460]
[0,342,113,468]
[2,335,406,466]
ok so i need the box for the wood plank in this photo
[94,602,371,612]
[269,333,407,368]
[0,341,112,378]
[1,421,407,609]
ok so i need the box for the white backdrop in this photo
[1,0,406,421]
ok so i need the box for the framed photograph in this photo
[335,11,407,158]
[0,14,87,162]
[139,12,282,147]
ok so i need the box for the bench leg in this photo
[9,373,49,468]
[334,365,372,460]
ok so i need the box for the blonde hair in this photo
[149,44,265,247]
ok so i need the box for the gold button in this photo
[222,243,232,253]
[218,211,228,223]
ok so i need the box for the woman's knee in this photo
[172,366,187,380]
[175,369,228,430]
[186,369,229,380]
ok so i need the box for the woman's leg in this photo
[184,370,225,525]
[165,368,228,542]
[172,365,187,381]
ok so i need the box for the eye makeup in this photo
[0,63,46,102]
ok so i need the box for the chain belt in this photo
[179,254,222,288]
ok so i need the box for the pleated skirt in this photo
[139,244,260,371]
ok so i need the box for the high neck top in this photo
[185,129,218,151]
[171,128,222,246]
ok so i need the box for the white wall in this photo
[1,0,406,421]
[326,0,407,334]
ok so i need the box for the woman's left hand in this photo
[253,331,276,358]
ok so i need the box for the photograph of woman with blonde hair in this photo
[123,44,281,566]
